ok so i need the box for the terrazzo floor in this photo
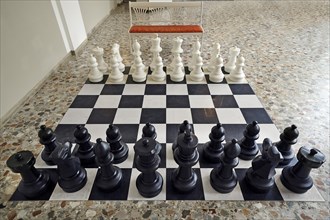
[0,1,329,219]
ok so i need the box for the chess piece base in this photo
[18,171,51,199]
[112,143,129,164]
[203,142,223,163]
[171,168,198,192]
[136,171,163,198]
[95,167,122,192]
[280,166,312,193]
[210,168,237,193]
[239,145,259,160]
[245,167,275,193]
[58,168,87,193]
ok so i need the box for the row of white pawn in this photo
[87,37,246,83]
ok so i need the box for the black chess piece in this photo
[280,146,326,193]
[210,139,241,193]
[74,125,96,166]
[172,120,193,151]
[245,138,283,193]
[50,141,87,192]
[134,138,163,198]
[94,138,122,191]
[6,151,51,198]
[275,124,299,165]
[142,122,162,155]
[203,123,225,163]
[106,124,129,164]
[38,125,61,165]
[172,131,199,192]
[238,121,260,160]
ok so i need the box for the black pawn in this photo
[281,146,326,193]
[275,124,299,165]
[6,151,51,198]
[210,139,241,193]
[203,123,225,163]
[50,142,87,192]
[238,121,260,160]
[74,125,96,166]
[142,122,161,155]
[106,124,128,164]
[245,138,283,193]
[134,138,163,198]
[94,138,122,191]
[172,120,193,151]
[172,131,199,192]
[38,125,61,165]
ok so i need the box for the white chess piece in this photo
[131,40,145,71]
[109,54,124,82]
[169,37,184,71]
[209,55,224,83]
[151,55,166,82]
[132,55,147,82]
[92,46,108,73]
[170,53,185,82]
[88,54,103,83]
[224,46,240,74]
[188,38,201,71]
[228,55,246,82]
[190,54,204,82]
[206,43,221,73]
[150,35,162,71]
[112,43,125,72]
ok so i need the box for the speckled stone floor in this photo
[0,1,329,219]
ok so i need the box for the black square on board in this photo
[166,95,190,108]
[70,95,98,108]
[191,108,219,124]
[241,108,273,124]
[229,84,255,95]
[187,84,210,95]
[115,124,139,144]
[101,84,125,95]
[140,108,166,124]
[118,95,144,108]
[88,169,132,200]
[166,168,205,200]
[212,95,239,108]
[86,108,117,124]
[55,124,79,143]
[145,84,166,95]
[221,124,247,142]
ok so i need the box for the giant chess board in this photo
[9,67,324,201]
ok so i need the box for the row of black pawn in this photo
[7,121,325,199]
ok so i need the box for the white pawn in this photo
[170,53,185,82]
[132,55,147,82]
[206,43,221,73]
[112,43,125,72]
[209,55,224,83]
[224,46,240,74]
[228,55,246,82]
[88,54,103,83]
[151,55,166,82]
[190,54,204,82]
[109,54,124,83]
[92,46,108,73]
[188,39,201,71]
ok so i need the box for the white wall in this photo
[79,0,115,34]
[0,1,68,120]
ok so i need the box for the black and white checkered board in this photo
[10,67,324,201]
